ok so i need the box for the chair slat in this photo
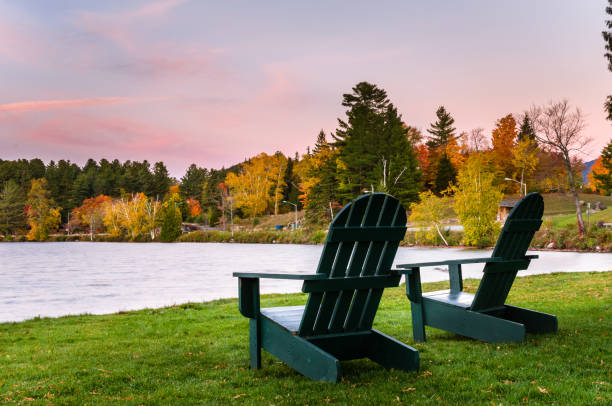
[504,219,542,233]
[311,195,369,334]
[328,195,385,332]
[302,275,401,293]
[346,196,405,331]
[327,226,407,243]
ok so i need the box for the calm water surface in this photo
[1,242,610,323]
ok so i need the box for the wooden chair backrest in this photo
[470,193,544,312]
[297,193,406,337]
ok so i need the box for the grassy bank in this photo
[1,272,609,405]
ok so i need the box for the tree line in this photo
[0,80,610,241]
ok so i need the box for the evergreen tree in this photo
[305,132,339,223]
[0,180,25,235]
[93,159,118,197]
[281,157,301,209]
[71,170,94,207]
[29,159,46,179]
[46,159,80,221]
[159,201,183,242]
[592,138,612,195]
[426,106,457,151]
[517,115,536,143]
[433,153,456,194]
[151,161,171,199]
[332,82,421,205]
[181,164,208,201]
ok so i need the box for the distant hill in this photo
[582,159,596,184]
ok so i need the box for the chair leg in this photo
[503,305,558,334]
[406,269,426,342]
[249,318,261,369]
[411,302,426,342]
[367,330,419,372]
[260,318,341,382]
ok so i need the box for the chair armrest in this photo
[396,255,538,272]
[396,257,495,271]
[234,272,324,318]
[233,272,326,280]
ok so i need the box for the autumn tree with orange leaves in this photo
[491,114,518,192]
[73,194,112,240]
[590,138,612,195]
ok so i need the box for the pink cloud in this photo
[0,97,155,114]
[75,0,189,52]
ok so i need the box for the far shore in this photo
[1,232,610,253]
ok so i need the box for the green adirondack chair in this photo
[397,192,558,343]
[233,193,419,382]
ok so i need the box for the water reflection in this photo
[0,242,609,323]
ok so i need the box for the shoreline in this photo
[1,237,610,253]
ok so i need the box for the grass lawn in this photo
[1,272,610,405]
[549,209,611,228]
[541,193,612,216]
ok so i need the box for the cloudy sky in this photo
[0,0,610,176]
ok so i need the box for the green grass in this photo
[1,272,610,405]
[541,193,612,216]
[548,209,611,228]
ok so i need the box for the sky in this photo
[0,0,610,177]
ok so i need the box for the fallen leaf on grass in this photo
[418,370,432,378]
[538,387,548,394]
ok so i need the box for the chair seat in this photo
[261,305,305,333]
[423,290,474,309]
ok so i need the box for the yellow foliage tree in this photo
[491,114,517,191]
[409,191,453,245]
[225,153,274,219]
[270,153,288,215]
[452,155,502,247]
[102,193,160,240]
[26,178,61,241]
[511,138,539,195]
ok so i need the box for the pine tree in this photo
[160,195,183,242]
[0,180,25,235]
[181,164,208,202]
[517,115,536,143]
[332,82,420,205]
[151,161,171,199]
[304,131,339,223]
[432,153,456,194]
[426,106,457,151]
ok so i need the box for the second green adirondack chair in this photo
[397,193,558,343]
[233,193,419,382]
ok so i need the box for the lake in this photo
[1,242,610,323]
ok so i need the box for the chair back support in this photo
[297,193,406,337]
[470,193,544,312]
